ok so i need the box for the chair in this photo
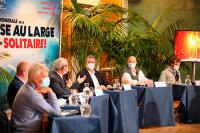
[42,113,49,133]
[100,68,113,84]
[0,109,12,133]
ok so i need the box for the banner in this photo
[0,0,60,74]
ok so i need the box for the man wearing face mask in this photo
[11,63,61,132]
[49,57,86,98]
[7,61,30,109]
[76,55,111,92]
[121,56,153,86]
[159,56,181,84]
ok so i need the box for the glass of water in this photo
[69,94,78,106]
[113,79,121,91]
[185,75,191,85]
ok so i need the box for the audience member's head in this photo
[127,56,137,69]
[28,63,49,88]
[169,56,181,71]
[16,61,30,82]
[53,57,68,75]
[85,55,96,71]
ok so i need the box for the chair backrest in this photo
[0,109,12,133]
[100,68,113,84]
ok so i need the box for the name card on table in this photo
[57,98,66,107]
[94,89,104,96]
[195,80,200,86]
[123,84,132,91]
[154,81,167,87]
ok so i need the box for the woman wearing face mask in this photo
[121,56,153,86]
[159,56,182,84]
[76,55,111,92]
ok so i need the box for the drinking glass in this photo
[185,75,191,85]
[83,83,91,98]
[80,97,91,117]
[69,94,78,106]
[113,79,121,91]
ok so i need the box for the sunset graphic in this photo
[174,30,200,62]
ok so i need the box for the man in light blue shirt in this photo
[11,63,61,132]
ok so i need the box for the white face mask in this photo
[40,77,50,88]
[174,65,179,71]
[128,63,136,69]
[87,63,95,70]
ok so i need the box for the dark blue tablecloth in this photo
[58,94,117,133]
[50,115,102,133]
[90,94,117,133]
[104,90,138,133]
[172,84,200,123]
[132,86,175,128]
[60,105,81,110]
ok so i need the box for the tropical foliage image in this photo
[62,0,187,81]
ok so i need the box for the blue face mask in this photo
[40,77,50,88]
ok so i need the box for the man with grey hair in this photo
[76,55,111,92]
[49,57,86,98]
[11,63,61,132]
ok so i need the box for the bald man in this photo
[121,56,153,86]
[7,61,30,108]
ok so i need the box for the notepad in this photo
[195,80,200,86]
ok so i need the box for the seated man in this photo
[159,56,181,84]
[121,56,153,86]
[7,61,30,109]
[49,57,86,98]
[76,55,111,92]
[11,63,61,132]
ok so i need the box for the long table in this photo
[50,94,117,133]
[172,84,200,123]
[104,89,138,133]
[50,86,176,132]
[90,94,117,133]
[132,86,175,128]
[50,115,102,133]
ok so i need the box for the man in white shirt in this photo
[121,56,153,86]
[76,55,111,91]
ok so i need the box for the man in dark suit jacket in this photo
[7,61,30,108]
[49,58,86,98]
[76,55,111,92]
